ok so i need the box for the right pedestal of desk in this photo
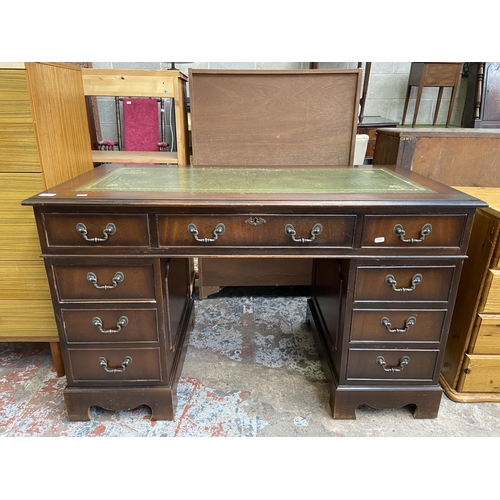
[441,188,500,401]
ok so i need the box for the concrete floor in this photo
[1,286,500,437]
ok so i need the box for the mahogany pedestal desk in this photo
[23,164,484,421]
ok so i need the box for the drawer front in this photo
[67,348,162,383]
[354,265,456,302]
[481,269,500,313]
[157,215,355,247]
[43,213,150,247]
[458,354,500,392]
[347,349,439,381]
[362,215,466,249]
[61,308,159,344]
[471,314,500,354]
[350,309,447,343]
[53,264,156,302]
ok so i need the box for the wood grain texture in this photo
[0,299,58,341]
[481,269,500,312]
[81,69,185,97]
[190,70,360,166]
[91,150,178,164]
[25,62,94,189]
[458,354,500,392]
[0,261,51,300]
[472,314,500,354]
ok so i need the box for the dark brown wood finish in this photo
[23,164,485,420]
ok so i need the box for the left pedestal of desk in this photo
[29,210,194,421]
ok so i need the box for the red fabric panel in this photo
[122,98,159,151]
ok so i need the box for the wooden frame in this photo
[81,68,190,165]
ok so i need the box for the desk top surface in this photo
[23,164,486,209]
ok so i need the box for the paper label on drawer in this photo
[38,193,56,197]
[374,237,385,243]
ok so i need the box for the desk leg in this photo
[402,85,412,125]
[433,87,444,125]
[412,85,424,127]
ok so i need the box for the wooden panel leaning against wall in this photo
[0,62,94,376]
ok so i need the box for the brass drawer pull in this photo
[98,356,132,373]
[376,355,410,372]
[381,316,416,333]
[285,223,322,243]
[393,223,432,243]
[385,273,422,292]
[76,222,116,242]
[92,316,128,334]
[86,271,124,289]
[187,223,225,242]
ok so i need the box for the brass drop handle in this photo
[376,355,410,372]
[381,316,416,333]
[92,316,128,334]
[385,273,422,292]
[98,356,132,373]
[87,271,124,289]
[187,223,225,242]
[285,223,322,243]
[76,222,116,242]
[393,223,432,243]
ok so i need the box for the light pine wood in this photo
[0,63,25,69]
[441,186,500,401]
[81,68,190,166]
[439,374,500,402]
[480,269,500,312]
[472,314,500,354]
[458,354,500,392]
[81,68,185,98]
[91,150,179,164]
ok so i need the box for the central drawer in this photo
[354,264,457,303]
[350,308,447,344]
[67,347,163,384]
[53,263,156,302]
[42,213,150,247]
[157,215,356,247]
[61,308,159,344]
[346,348,440,382]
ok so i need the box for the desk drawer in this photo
[354,265,456,303]
[350,309,446,344]
[157,215,355,247]
[67,347,162,383]
[61,308,159,344]
[347,348,439,382]
[53,264,156,302]
[42,213,150,247]
[480,269,500,313]
[362,215,466,249]
[458,354,500,392]
[470,314,500,354]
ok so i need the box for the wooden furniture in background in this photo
[441,187,500,401]
[0,62,95,375]
[462,62,500,129]
[23,164,484,420]
[81,68,189,165]
[189,69,361,298]
[402,62,462,127]
[373,128,500,187]
[356,116,398,163]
